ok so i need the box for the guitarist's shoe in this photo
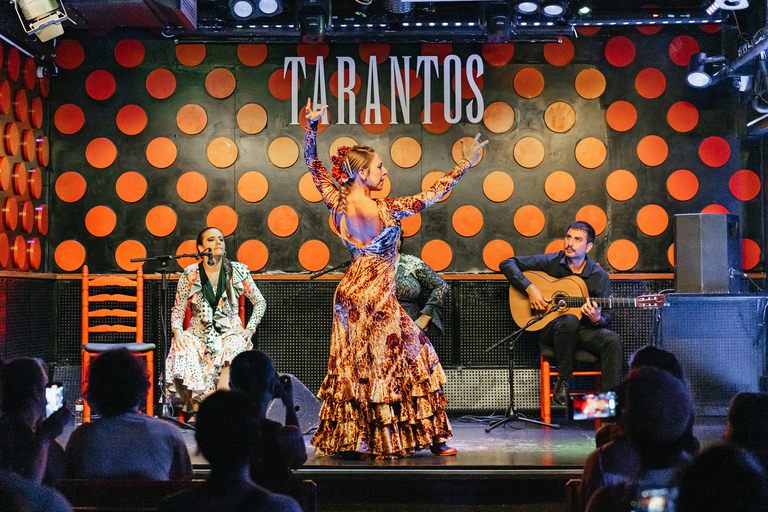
[553,379,568,406]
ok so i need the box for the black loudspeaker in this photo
[674,213,743,294]
[266,373,322,434]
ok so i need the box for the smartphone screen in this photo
[634,487,677,512]
[570,391,617,420]
[45,382,64,418]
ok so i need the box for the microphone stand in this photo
[131,251,207,430]
[484,305,562,432]
[310,260,351,280]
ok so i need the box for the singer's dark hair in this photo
[197,227,236,307]
[567,221,595,244]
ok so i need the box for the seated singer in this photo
[167,227,267,419]
[499,221,622,406]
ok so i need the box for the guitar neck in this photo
[559,296,638,309]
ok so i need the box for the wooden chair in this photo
[58,478,200,511]
[81,265,156,422]
[540,345,602,426]
[565,478,582,512]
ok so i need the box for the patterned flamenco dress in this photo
[305,128,472,458]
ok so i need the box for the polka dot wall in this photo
[45,28,763,275]
[0,42,50,271]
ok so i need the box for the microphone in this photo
[551,300,567,312]
[206,248,215,266]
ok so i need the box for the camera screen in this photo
[634,487,676,512]
[45,383,64,418]
[570,391,617,420]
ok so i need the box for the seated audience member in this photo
[724,391,768,470]
[65,348,192,480]
[0,469,73,512]
[229,350,307,493]
[675,443,768,512]
[0,358,69,485]
[581,366,694,511]
[158,390,301,512]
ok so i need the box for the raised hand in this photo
[461,133,490,167]
[305,98,328,124]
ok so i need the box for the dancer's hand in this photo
[305,98,328,124]
[461,134,489,167]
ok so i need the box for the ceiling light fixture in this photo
[14,0,72,42]
[686,52,729,88]
[514,1,539,14]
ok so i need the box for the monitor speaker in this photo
[266,373,321,434]
[673,213,742,294]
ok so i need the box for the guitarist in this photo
[499,221,622,406]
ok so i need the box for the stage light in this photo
[486,4,511,43]
[14,0,72,42]
[300,2,328,43]
[577,2,592,15]
[686,52,728,88]
[514,1,539,14]
[230,0,283,20]
[541,2,566,16]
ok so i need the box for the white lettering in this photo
[444,55,461,124]
[390,56,411,125]
[285,57,306,125]
[465,54,484,123]
[417,56,439,124]
[337,57,357,125]
[364,56,382,125]
[313,57,329,125]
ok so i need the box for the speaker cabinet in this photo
[266,373,322,434]
[674,213,742,294]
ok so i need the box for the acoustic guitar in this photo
[508,270,666,331]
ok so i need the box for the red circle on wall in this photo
[0,234,8,269]
[3,197,18,230]
[116,105,147,135]
[605,36,636,67]
[238,240,269,272]
[20,201,33,233]
[115,39,145,68]
[29,169,42,199]
[607,240,639,271]
[27,238,41,270]
[421,43,453,65]
[85,206,117,237]
[606,170,637,202]
[55,240,86,272]
[37,136,49,167]
[21,130,36,161]
[4,122,20,156]
[421,240,453,271]
[85,70,117,100]
[146,69,177,99]
[742,239,761,270]
[35,205,48,235]
[146,137,177,168]
[393,68,422,99]
[453,67,484,99]
[298,240,330,272]
[14,89,28,122]
[729,169,761,201]
[359,44,390,64]
[30,97,43,129]
[54,104,85,134]
[483,240,514,272]
[56,172,86,202]
[7,48,20,81]
[360,104,391,134]
[13,163,27,195]
[176,44,206,67]
[206,68,236,99]
[699,136,731,167]
[514,68,545,98]
[637,204,669,236]
[116,171,147,203]
[702,204,729,214]
[0,81,10,114]
[146,205,177,237]
[297,44,330,65]
[268,69,295,101]
[11,236,26,269]
[268,206,299,237]
[421,103,451,134]
[0,157,9,191]
[56,39,85,69]
[635,68,666,99]
[207,206,238,236]
[238,44,268,67]
[667,101,698,132]
[576,205,607,235]
[668,35,700,66]
[667,169,699,201]
[85,138,117,169]
[24,57,36,90]
[543,37,574,66]
[606,101,637,132]
[482,43,515,66]
[115,241,147,272]
[637,135,668,167]
[330,69,362,98]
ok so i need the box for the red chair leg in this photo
[540,356,552,424]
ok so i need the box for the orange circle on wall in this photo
[514,68,545,98]
[268,206,299,237]
[544,102,575,133]
[545,239,564,254]
[146,205,177,237]
[702,204,729,214]
[24,57,36,90]
[330,69,362,98]
[514,137,545,168]
[514,205,545,237]
[667,169,698,201]
[55,39,85,70]
[0,234,8,268]
[699,136,731,167]
[30,97,43,129]
[453,67,484,100]
[0,157,9,191]
[576,205,607,235]
[544,37,574,66]
[606,169,637,201]
[146,69,177,99]
[667,101,698,132]
[729,169,761,201]
[3,197,18,230]
[268,69,295,101]
[86,138,117,169]
[116,171,147,203]
[421,171,452,202]
[207,206,238,236]
[13,163,27,195]
[483,171,514,203]
[390,137,421,168]
[605,36,636,67]
[21,130,36,161]
[27,238,41,270]
[238,171,269,203]
[606,101,637,132]
[359,43,390,64]
[268,137,299,168]
[742,239,761,270]
[298,240,331,272]
[237,239,269,271]
[637,25,663,35]
[20,201,33,233]
[35,205,48,235]
[146,137,177,168]
[482,240,514,271]
[401,213,422,237]
[177,104,207,135]
[115,240,146,272]
[207,137,238,168]
[452,137,484,165]
[40,76,50,98]
[37,136,50,167]
[237,44,268,67]
[483,101,514,134]
[206,68,236,99]
[607,240,639,271]
[421,102,451,134]
[237,103,267,134]
[56,172,86,202]
[575,137,607,169]
[4,122,20,156]
[635,68,666,99]
[175,239,200,269]
[54,104,85,134]
[299,172,322,202]
[0,81,11,114]
[452,205,483,237]
[482,43,515,66]
[7,48,20,81]
[115,38,145,68]
[421,240,452,271]
[360,104,391,134]
[85,70,116,101]
[116,104,147,135]
[668,244,675,267]
[55,240,86,271]
[668,35,700,66]
[85,206,117,237]
[545,171,576,202]
[176,44,206,66]
[29,169,41,199]
[637,135,668,167]
[177,171,208,203]
[637,204,668,236]
[575,68,606,99]
[14,89,28,122]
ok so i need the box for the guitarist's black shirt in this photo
[500,251,613,327]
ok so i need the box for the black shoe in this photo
[553,379,568,406]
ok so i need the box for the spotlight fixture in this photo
[229,0,283,20]
[577,1,592,15]
[486,3,511,43]
[514,1,539,14]
[299,0,329,43]
[541,1,566,17]
[686,52,729,88]
[14,0,72,42]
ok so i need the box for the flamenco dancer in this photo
[304,100,488,458]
